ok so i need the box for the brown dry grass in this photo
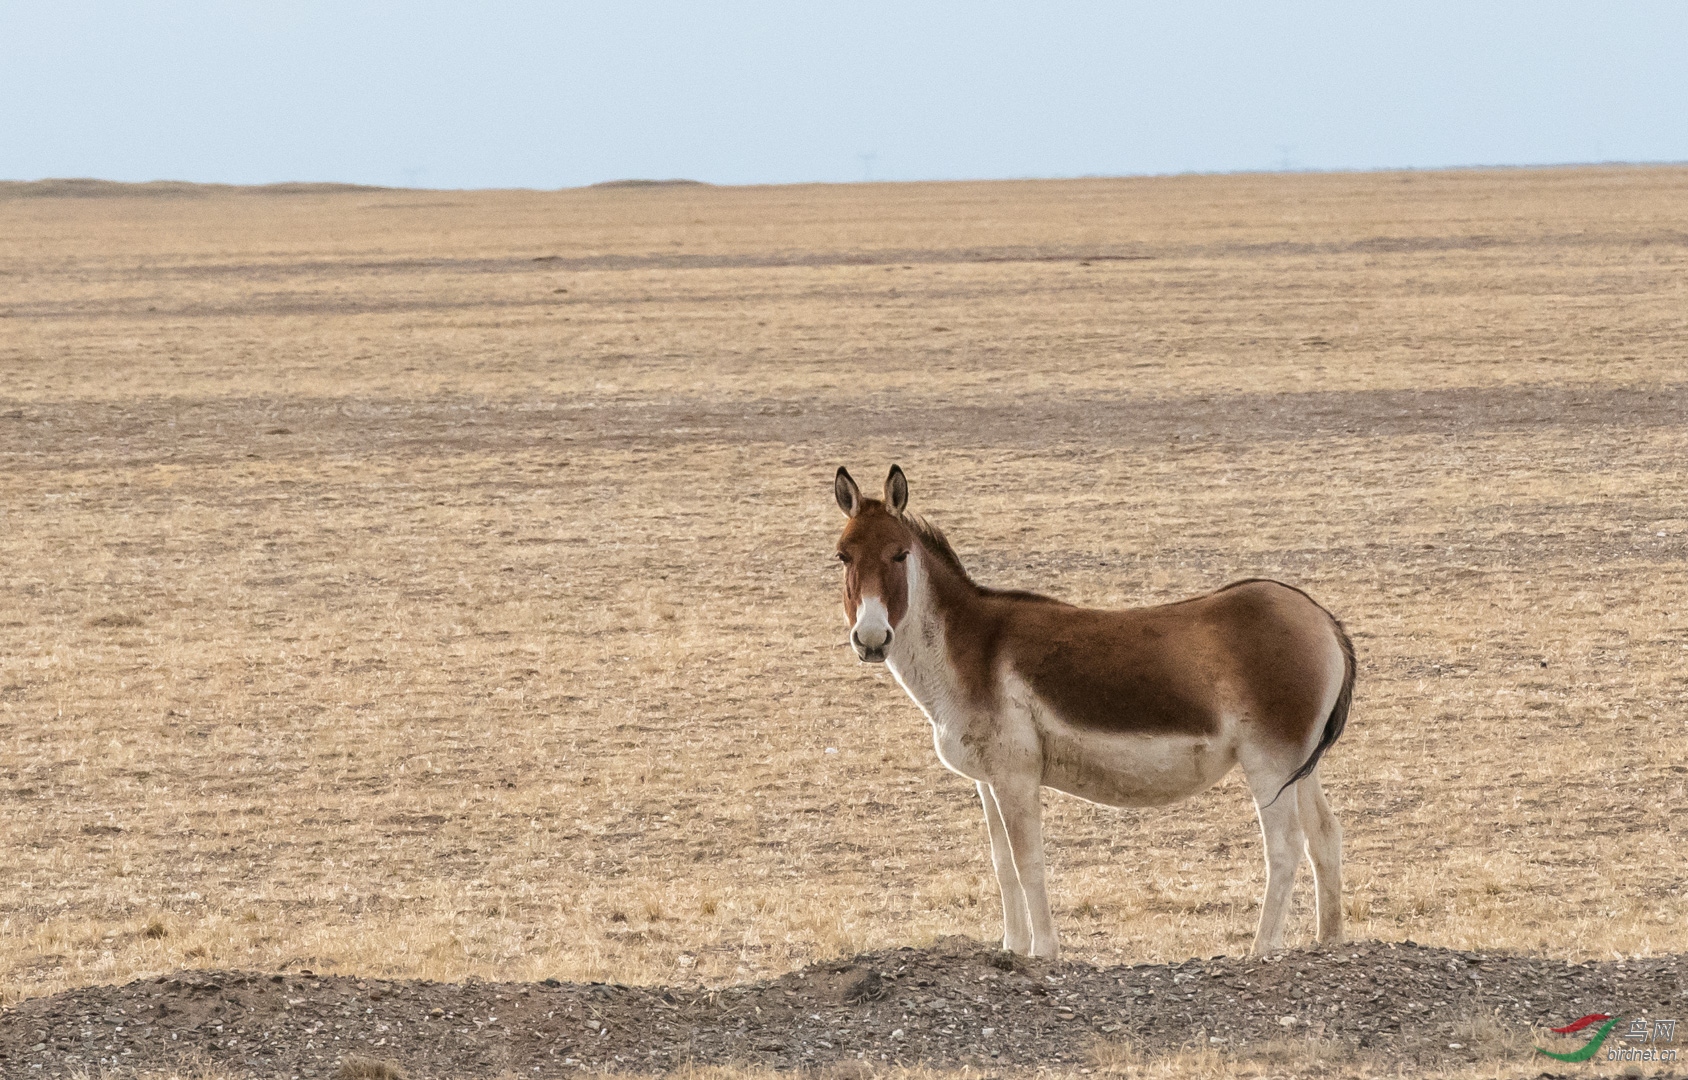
[3,168,1687,1015]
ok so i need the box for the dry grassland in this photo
[2,167,1687,1021]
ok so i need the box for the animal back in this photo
[1009,606,1225,737]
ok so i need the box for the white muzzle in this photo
[851,596,893,662]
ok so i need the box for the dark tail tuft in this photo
[1272,615,1356,803]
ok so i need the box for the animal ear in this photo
[835,467,863,517]
[884,464,908,514]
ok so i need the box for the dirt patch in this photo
[2,938,1682,1077]
[8,383,1687,465]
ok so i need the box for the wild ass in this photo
[833,464,1354,959]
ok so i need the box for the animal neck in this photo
[884,544,977,723]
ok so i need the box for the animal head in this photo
[833,464,913,663]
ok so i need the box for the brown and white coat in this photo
[834,465,1355,958]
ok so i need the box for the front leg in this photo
[979,782,1031,953]
[989,777,1058,960]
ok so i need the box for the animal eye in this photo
[892,551,908,563]
[836,552,850,564]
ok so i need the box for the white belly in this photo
[1036,722,1238,807]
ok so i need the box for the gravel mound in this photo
[2,938,1683,1077]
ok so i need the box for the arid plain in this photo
[2,168,1687,1069]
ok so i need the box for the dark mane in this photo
[902,512,970,580]
[902,512,1067,605]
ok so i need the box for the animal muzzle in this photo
[850,597,894,663]
[851,626,893,663]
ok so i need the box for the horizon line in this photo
[3,158,1686,196]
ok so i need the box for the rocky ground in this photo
[2,938,1685,1077]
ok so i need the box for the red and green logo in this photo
[1536,1013,1619,1062]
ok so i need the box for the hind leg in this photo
[1249,778,1306,955]
[1298,770,1344,943]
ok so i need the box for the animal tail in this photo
[1271,613,1356,804]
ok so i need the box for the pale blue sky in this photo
[2,2,1684,188]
